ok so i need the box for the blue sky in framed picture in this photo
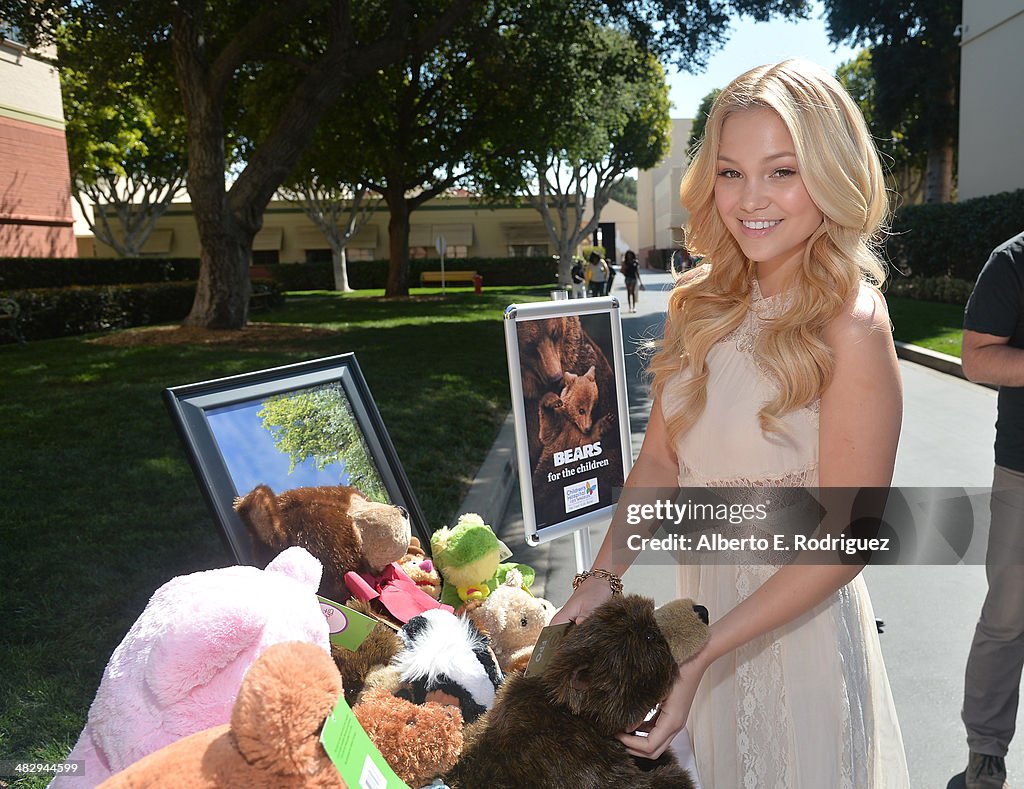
[206,398,348,495]
[203,379,391,503]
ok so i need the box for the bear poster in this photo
[505,299,631,542]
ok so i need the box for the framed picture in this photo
[504,297,633,545]
[163,353,429,566]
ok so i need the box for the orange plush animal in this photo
[100,641,465,789]
[98,642,345,789]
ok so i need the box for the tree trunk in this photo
[181,114,256,328]
[385,192,411,297]
[924,56,957,204]
[558,250,573,285]
[924,142,954,204]
[186,227,253,328]
[332,245,354,292]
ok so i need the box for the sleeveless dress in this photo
[662,282,910,789]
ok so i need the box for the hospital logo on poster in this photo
[564,477,599,513]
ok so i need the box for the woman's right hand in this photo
[549,574,616,625]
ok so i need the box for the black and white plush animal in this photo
[393,608,504,724]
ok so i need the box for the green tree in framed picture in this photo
[258,384,388,502]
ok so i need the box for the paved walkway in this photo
[482,269,1017,789]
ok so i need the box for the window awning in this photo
[409,225,433,247]
[252,226,283,251]
[431,223,473,246]
[296,223,379,249]
[140,229,173,254]
[501,223,549,244]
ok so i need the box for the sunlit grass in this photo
[887,296,966,358]
[0,285,550,785]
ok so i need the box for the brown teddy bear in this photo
[99,641,465,789]
[444,595,710,789]
[396,536,442,600]
[329,597,404,706]
[461,569,555,674]
[353,688,464,787]
[234,484,411,602]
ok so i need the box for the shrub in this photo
[264,256,557,291]
[0,280,283,342]
[884,274,975,305]
[0,258,200,289]
[885,189,1024,281]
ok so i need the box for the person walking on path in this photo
[552,59,909,788]
[570,258,587,299]
[958,230,1024,789]
[585,251,608,298]
[621,250,642,312]
[604,257,616,296]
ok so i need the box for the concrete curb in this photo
[455,411,519,528]
[894,341,965,380]
[894,341,996,390]
[462,341,987,533]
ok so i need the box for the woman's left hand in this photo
[616,655,709,759]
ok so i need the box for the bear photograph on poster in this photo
[515,312,625,529]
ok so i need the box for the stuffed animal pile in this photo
[96,641,465,789]
[52,546,331,787]
[67,483,705,789]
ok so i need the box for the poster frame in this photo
[504,296,634,546]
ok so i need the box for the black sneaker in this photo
[966,752,1009,789]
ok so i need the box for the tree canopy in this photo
[258,385,388,503]
[685,88,722,157]
[836,49,926,205]
[13,0,817,324]
[505,23,671,281]
[822,0,961,202]
[59,22,187,255]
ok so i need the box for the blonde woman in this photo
[553,59,910,787]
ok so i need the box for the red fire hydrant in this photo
[473,273,483,295]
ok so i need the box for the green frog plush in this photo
[430,513,535,609]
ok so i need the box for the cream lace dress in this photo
[662,282,910,789]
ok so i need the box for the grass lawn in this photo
[887,296,966,358]
[0,285,549,787]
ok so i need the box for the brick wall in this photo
[0,114,76,257]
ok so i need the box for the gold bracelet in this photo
[572,568,623,596]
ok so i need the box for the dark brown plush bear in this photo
[444,594,709,789]
[234,483,411,603]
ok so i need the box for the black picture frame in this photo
[163,353,429,566]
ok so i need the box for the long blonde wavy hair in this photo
[649,58,889,441]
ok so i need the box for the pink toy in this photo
[51,546,330,788]
[345,563,453,624]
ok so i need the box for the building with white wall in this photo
[957,0,1024,201]
[636,118,692,267]
[78,195,639,265]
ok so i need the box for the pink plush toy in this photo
[51,546,330,788]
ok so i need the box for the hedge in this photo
[265,256,557,291]
[1,255,557,292]
[885,188,1024,281]
[884,274,975,305]
[0,258,200,289]
[1,280,283,343]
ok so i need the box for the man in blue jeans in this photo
[960,231,1024,789]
